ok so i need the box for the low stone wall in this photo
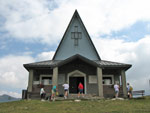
[103,85,123,98]
[30,84,123,99]
[32,85,52,93]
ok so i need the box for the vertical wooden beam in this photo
[52,67,58,86]
[28,70,33,92]
[97,67,103,97]
[121,70,127,98]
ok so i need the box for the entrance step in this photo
[56,94,103,100]
[68,94,91,98]
[27,92,103,100]
[67,94,100,99]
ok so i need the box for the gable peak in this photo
[52,10,101,60]
[73,9,79,18]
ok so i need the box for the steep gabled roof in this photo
[52,10,101,60]
[23,10,132,72]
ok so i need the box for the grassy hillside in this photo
[0,97,150,113]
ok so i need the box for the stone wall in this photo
[103,85,123,98]
[30,59,122,98]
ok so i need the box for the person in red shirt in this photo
[78,82,84,98]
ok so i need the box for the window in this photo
[74,26,78,32]
[40,75,52,85]
[89,76,97,84]
[71,26,82,46]
[103,77,112,84]
[103,75,114,85]
[42,77,52,85]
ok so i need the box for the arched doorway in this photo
[67,70,86,94]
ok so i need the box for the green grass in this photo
[0,97,150,113]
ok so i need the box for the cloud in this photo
[93,35,150,94]
[0,51,54,98]
[36,51,55,61]
[0,0,67,45]
[1,0,150,45]
[0,55,34,96]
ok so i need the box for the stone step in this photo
[28,92,101,100]
[69,94,93,97]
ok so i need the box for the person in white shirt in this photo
[40,87,46,100]
[127,83,133,98]
[114,83,119,98]
[62,82,69,99]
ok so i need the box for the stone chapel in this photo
[23,10,132,99]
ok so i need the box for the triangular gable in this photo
[52,10,101,60]
[55,54,100,68]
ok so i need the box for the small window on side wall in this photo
[103,77,112,85]
[102,75,114,85]
[42,77,52,85]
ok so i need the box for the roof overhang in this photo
[23,54,132,71]
[95,60,132,71]
[53,54,100,68]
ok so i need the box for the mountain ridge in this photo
[0,94,20,103]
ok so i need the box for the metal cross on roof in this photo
[71,26,82,46]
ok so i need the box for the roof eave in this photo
[101,64,132,71]
[23,64,52,71]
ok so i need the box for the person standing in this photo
[51,85,57,101]
[40,87,46,100]
[127,83,133,99]
[114,83,119,98]
[62,82,69,99]
[78,82,84,98]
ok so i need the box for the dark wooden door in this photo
[69,77,78,93]
[69,77,84,93]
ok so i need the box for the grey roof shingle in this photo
[95,60,130,66]
[24,58,131,71]
[23,60,61,68]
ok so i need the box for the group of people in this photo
[40,82,84,101]
[40,85,59,101]
[62,82,84,99]
[41,81,133,100]
[114,82,133,99]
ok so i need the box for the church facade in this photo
[24,10,131,99]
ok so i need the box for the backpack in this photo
[129,86,133,91]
